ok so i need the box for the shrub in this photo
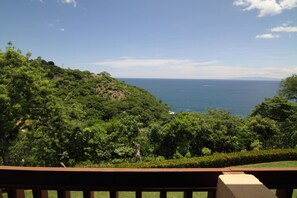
[202,147,212,156]
[84,149,297,168]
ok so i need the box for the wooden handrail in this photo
[229,167,297,198]
[229,168,297,189]
[0,166,297,198]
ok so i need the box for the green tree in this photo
[251,96,297,148]
[201,110,253,153]
[247,115,280,149]
[279,74,297,101]
[279,113,297,148]
[153,113,202,158]
[251,96,297,122]
[0,46,39,164]
[0,44,64,165]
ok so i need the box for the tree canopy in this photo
[279,74,297,101]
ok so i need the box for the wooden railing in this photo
[0,166,297,198]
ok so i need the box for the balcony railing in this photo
[0,166,297,198]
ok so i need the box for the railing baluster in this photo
[32,189,49,198]
[160,191,167,198]
[276,188,293,198]
[6,189,25,198]
[83,190,94,198]
[207,190,216,198]
[110,191,119,198]
[135,190,142,198]
[183,190,193,198]
[57,190,71,198]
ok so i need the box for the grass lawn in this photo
[2,161,297,198]
[2,191,208,198]
[234,160,297,168]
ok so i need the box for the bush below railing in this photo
[86,149,297,168]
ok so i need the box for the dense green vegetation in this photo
[1,43,297,167]
[0,44,169,166]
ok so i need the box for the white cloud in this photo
[30,0,44,3]
[255,33,280,39]
[45,22,54,28]
[255,23,297,39]
[94,58,218,69]
[92,58,297,79]
[233,0,297,17]
[35,0,77,6]
[280,0,297,9]
[271,25,297,32]
[59,28,65,32]
[60,0,77,7]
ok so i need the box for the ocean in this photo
[119,78,280,117]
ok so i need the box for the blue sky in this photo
[1,0,297,79]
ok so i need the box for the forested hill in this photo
[0,44,169,166]
[43,60,169,123]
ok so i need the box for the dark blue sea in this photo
[119,78,280,117]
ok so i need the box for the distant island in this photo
[228,77,281,81]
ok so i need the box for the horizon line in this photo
[116,77,281,81]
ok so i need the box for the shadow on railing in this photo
[0,166,297,198]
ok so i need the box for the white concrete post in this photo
[216,174,277,198]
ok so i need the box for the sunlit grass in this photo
[234,160,297,168]
[1,191,209,198]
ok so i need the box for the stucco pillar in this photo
[216,174,277,198]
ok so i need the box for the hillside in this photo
[0,45,169,166]
[42,61,169,123]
